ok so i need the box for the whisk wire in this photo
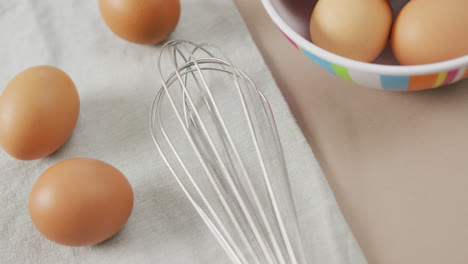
[187,54,284,264]
[151,40,306,264]
[191,44,290,263]
[172,43,273,264]
[173,42,282,263]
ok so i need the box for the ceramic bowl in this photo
[261,0,468,91]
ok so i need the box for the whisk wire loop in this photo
[151,40,306,264]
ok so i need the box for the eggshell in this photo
[0,66,79,160]
[392,0,468,65]
[99,0,181,44]
[309,0,393,62]
[29,158,134,247]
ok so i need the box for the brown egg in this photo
[29,158,134,247]
[310,0,393,62]
[0,66,79,160]
[99,0,181,45]
[391,0,468,65]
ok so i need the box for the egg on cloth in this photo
[99,0,181,44]
[0,66,80,160]
[309,0,393,62]
[29,158,134,247]
[391,0,468,65]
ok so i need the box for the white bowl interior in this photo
[270,0,412,65]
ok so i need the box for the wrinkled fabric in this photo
[0,0,366,263]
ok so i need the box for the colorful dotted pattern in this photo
[281,30,468,91]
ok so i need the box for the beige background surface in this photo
[234,1,468,263]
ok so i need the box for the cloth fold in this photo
[0,0,366,263]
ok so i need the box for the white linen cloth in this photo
[0,0,366,263]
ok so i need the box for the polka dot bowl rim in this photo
[261,0,468,77]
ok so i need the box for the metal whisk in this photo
[150,40,306,264]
